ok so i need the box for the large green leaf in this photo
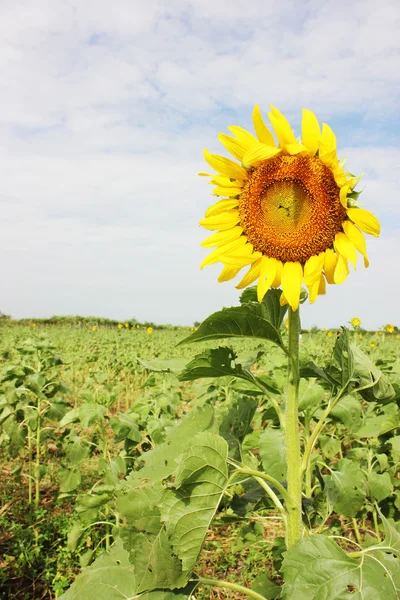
[282,534,399,599]
[259,428,287,481]
[218,396,258,459]
[324,458,367,517]
[120,432,229,593]
[329,395,362,432]
[179,292,287,348]
[161,432,228,573]
[354,403,399,438]
[60,539,137,599]
[351,344,395,403]
[332,328,354,388]
[179,346,279,394]
[60,539,197,599]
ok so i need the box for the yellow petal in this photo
[257,257,278,302]
[319,123,337,166]
[242,142,280,167]
[201,226,243,248]
[346,208,380,237]
[218,133,248,161]
[204,149,248,180]
[205,199,239,217]
[339,185,350,208]
[209,176,242,187]
[281,262,303,311]
[271,260,283,288]
[268,106,297,149]
[200,237,247,269]
[307,279,320,304]
[304,252,325,286]
[334,254,350,284]
[236,257,262,289]
[301,109,320,156]
[324,248,337,284]
[334,232,358,269]
[218,265,242,282]
[228,126,259,147]
[252,104,276,146]
[342,221,369,267]
[200,210,240,230]
[222,244,260,268]
[212,186,242,197]
[318,274,326,296]
[280,292,288,307]
[285,143,308,155]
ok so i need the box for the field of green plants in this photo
[1,294,399,599]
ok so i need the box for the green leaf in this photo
[67,522,85,552]
[351,344,395,402]
[218,396,258,459]
[355,404,399,438]
[330,395,362,432]
[161,432,228,573]
[59,403,106,429]
[252,574,280,599]
[324,458,367,517]
[332,327,354,387]
[298,381,326,412]
[282,534,399,599]
[110,413,141,443]
[239,286,257,304]
[368,472,393,503]
[259,428,287,481]
[260,288,288,330]
[179,297,286,348]
[59,467,81,493]
[179,346,275,395]
[319,435,341,459]
[59,539,137,599]
[121,432,229,593]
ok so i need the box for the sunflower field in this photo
[1,305,399,599]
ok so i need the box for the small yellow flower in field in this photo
[350,317,361,328]
[199,105,380,311]
[147,327,153,334]
[118,323,123,329]
[322,328,327,332]
[327,331,333,337]
[31,323,36,327]
[136,324,140,329]
[370,342,376,347]
[125,323,129,328]
[92,326,97,332]
[194,327,198,331]
[378,331,383,336]
[385,324,395,333]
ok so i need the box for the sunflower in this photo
[199,105,380,311]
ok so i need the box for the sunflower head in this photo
[350,317,361,328]
[199,105,380,311]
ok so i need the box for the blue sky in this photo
[1,0,399,329]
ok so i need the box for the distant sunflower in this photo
[199,105,380,311]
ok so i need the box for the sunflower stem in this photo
[285,306,303,547]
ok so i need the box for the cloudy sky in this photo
[1,0,399,329]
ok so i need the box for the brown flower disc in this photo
[239,155,346,263]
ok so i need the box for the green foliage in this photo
[180,289,288,349]
[1,313,400,599]
[282,534,399,599]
